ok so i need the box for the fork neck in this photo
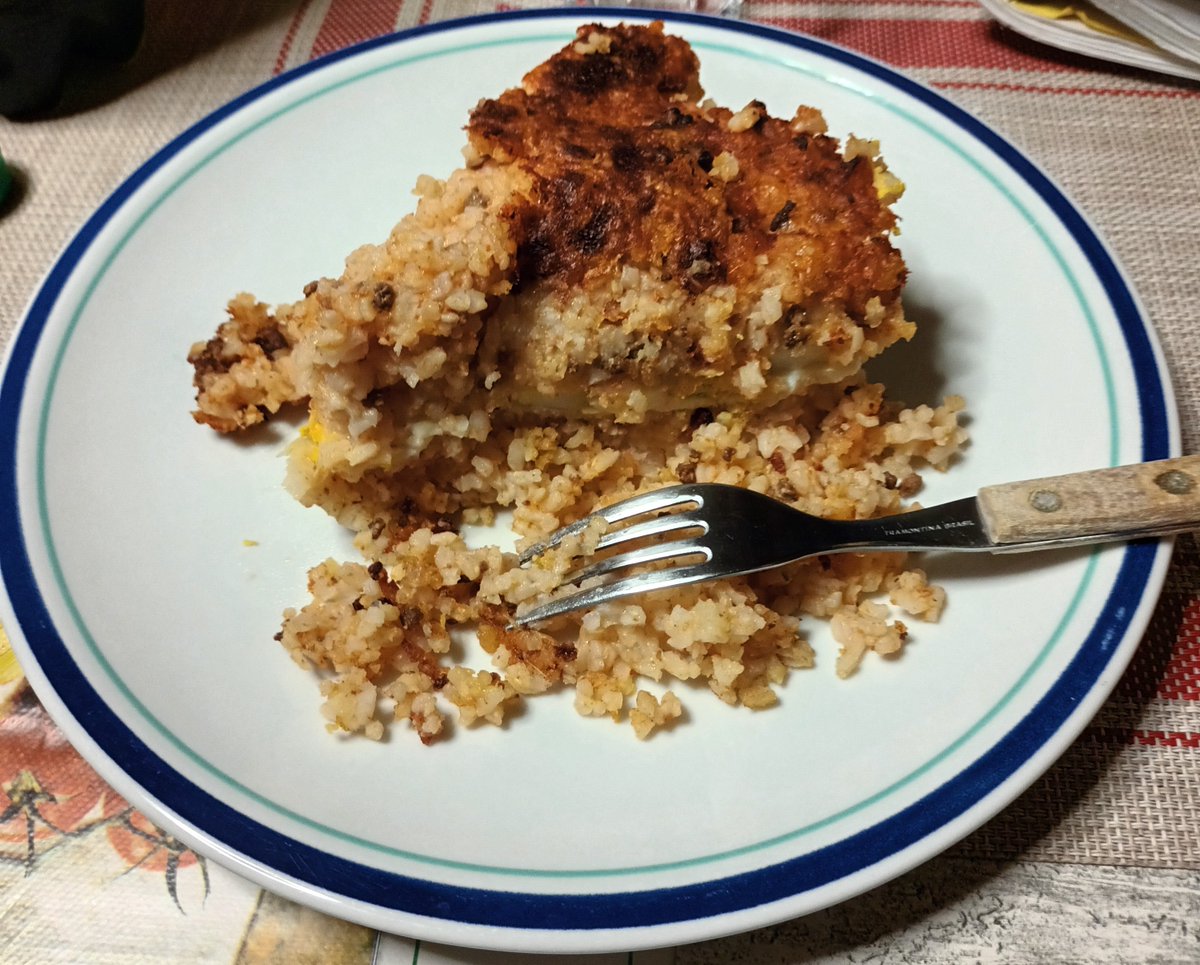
[830,497,993,552]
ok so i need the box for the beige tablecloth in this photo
[0,2,1197,961]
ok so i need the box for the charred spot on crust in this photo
[572,204,614,255]
[696,149,714,172]
[769,200,796,232]
[627,41,661,75]
[657,74,689,95]
[470,98,520,141]
[553,53,621,97]
[611,142,642,173]
[473,99,517,123]
[515,228,556,286]
[688,406,714,430]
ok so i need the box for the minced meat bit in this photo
[188,294,303,432]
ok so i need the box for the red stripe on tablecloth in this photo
[1159,600,1200,700]
[756,0,977,7]
[274,0,313,75]
[418,0,434,25]
[933,80,1200,99]
[1133,730,1200,748]
[760,16,1146,73]
[1088,727,1200,749]
[311,0,405,59]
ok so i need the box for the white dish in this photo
[0,9,1177,954]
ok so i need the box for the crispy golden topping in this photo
[468,22,905,313]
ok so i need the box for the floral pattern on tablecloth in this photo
[0,623,374,962]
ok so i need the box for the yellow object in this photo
[0,623,24,685]
[298,419,325,464]
[873,165,905,205]
[1009,1,1154,47]
[243,539,260,547]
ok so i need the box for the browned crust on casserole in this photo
[468,21,905,315]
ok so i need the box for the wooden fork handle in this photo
[977,455,1200,547]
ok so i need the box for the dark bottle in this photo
[0,0,144,116]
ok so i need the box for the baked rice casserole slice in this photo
[189,22,965,744]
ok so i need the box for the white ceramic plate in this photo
[0,9,1178,955]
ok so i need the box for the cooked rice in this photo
[188,23,966,744]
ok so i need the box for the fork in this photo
[511,455,1200,626]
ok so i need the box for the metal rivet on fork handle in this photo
[1029,490,1062,513]
[1156,470,1195,495]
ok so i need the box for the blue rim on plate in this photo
[0,6,1176,947]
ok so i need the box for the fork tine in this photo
[518,486,703,564]
[517,516,594,566]
[593,510,706,553]
[567,536,710,586]
[593,485,704,525]
[511,558,728,626]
